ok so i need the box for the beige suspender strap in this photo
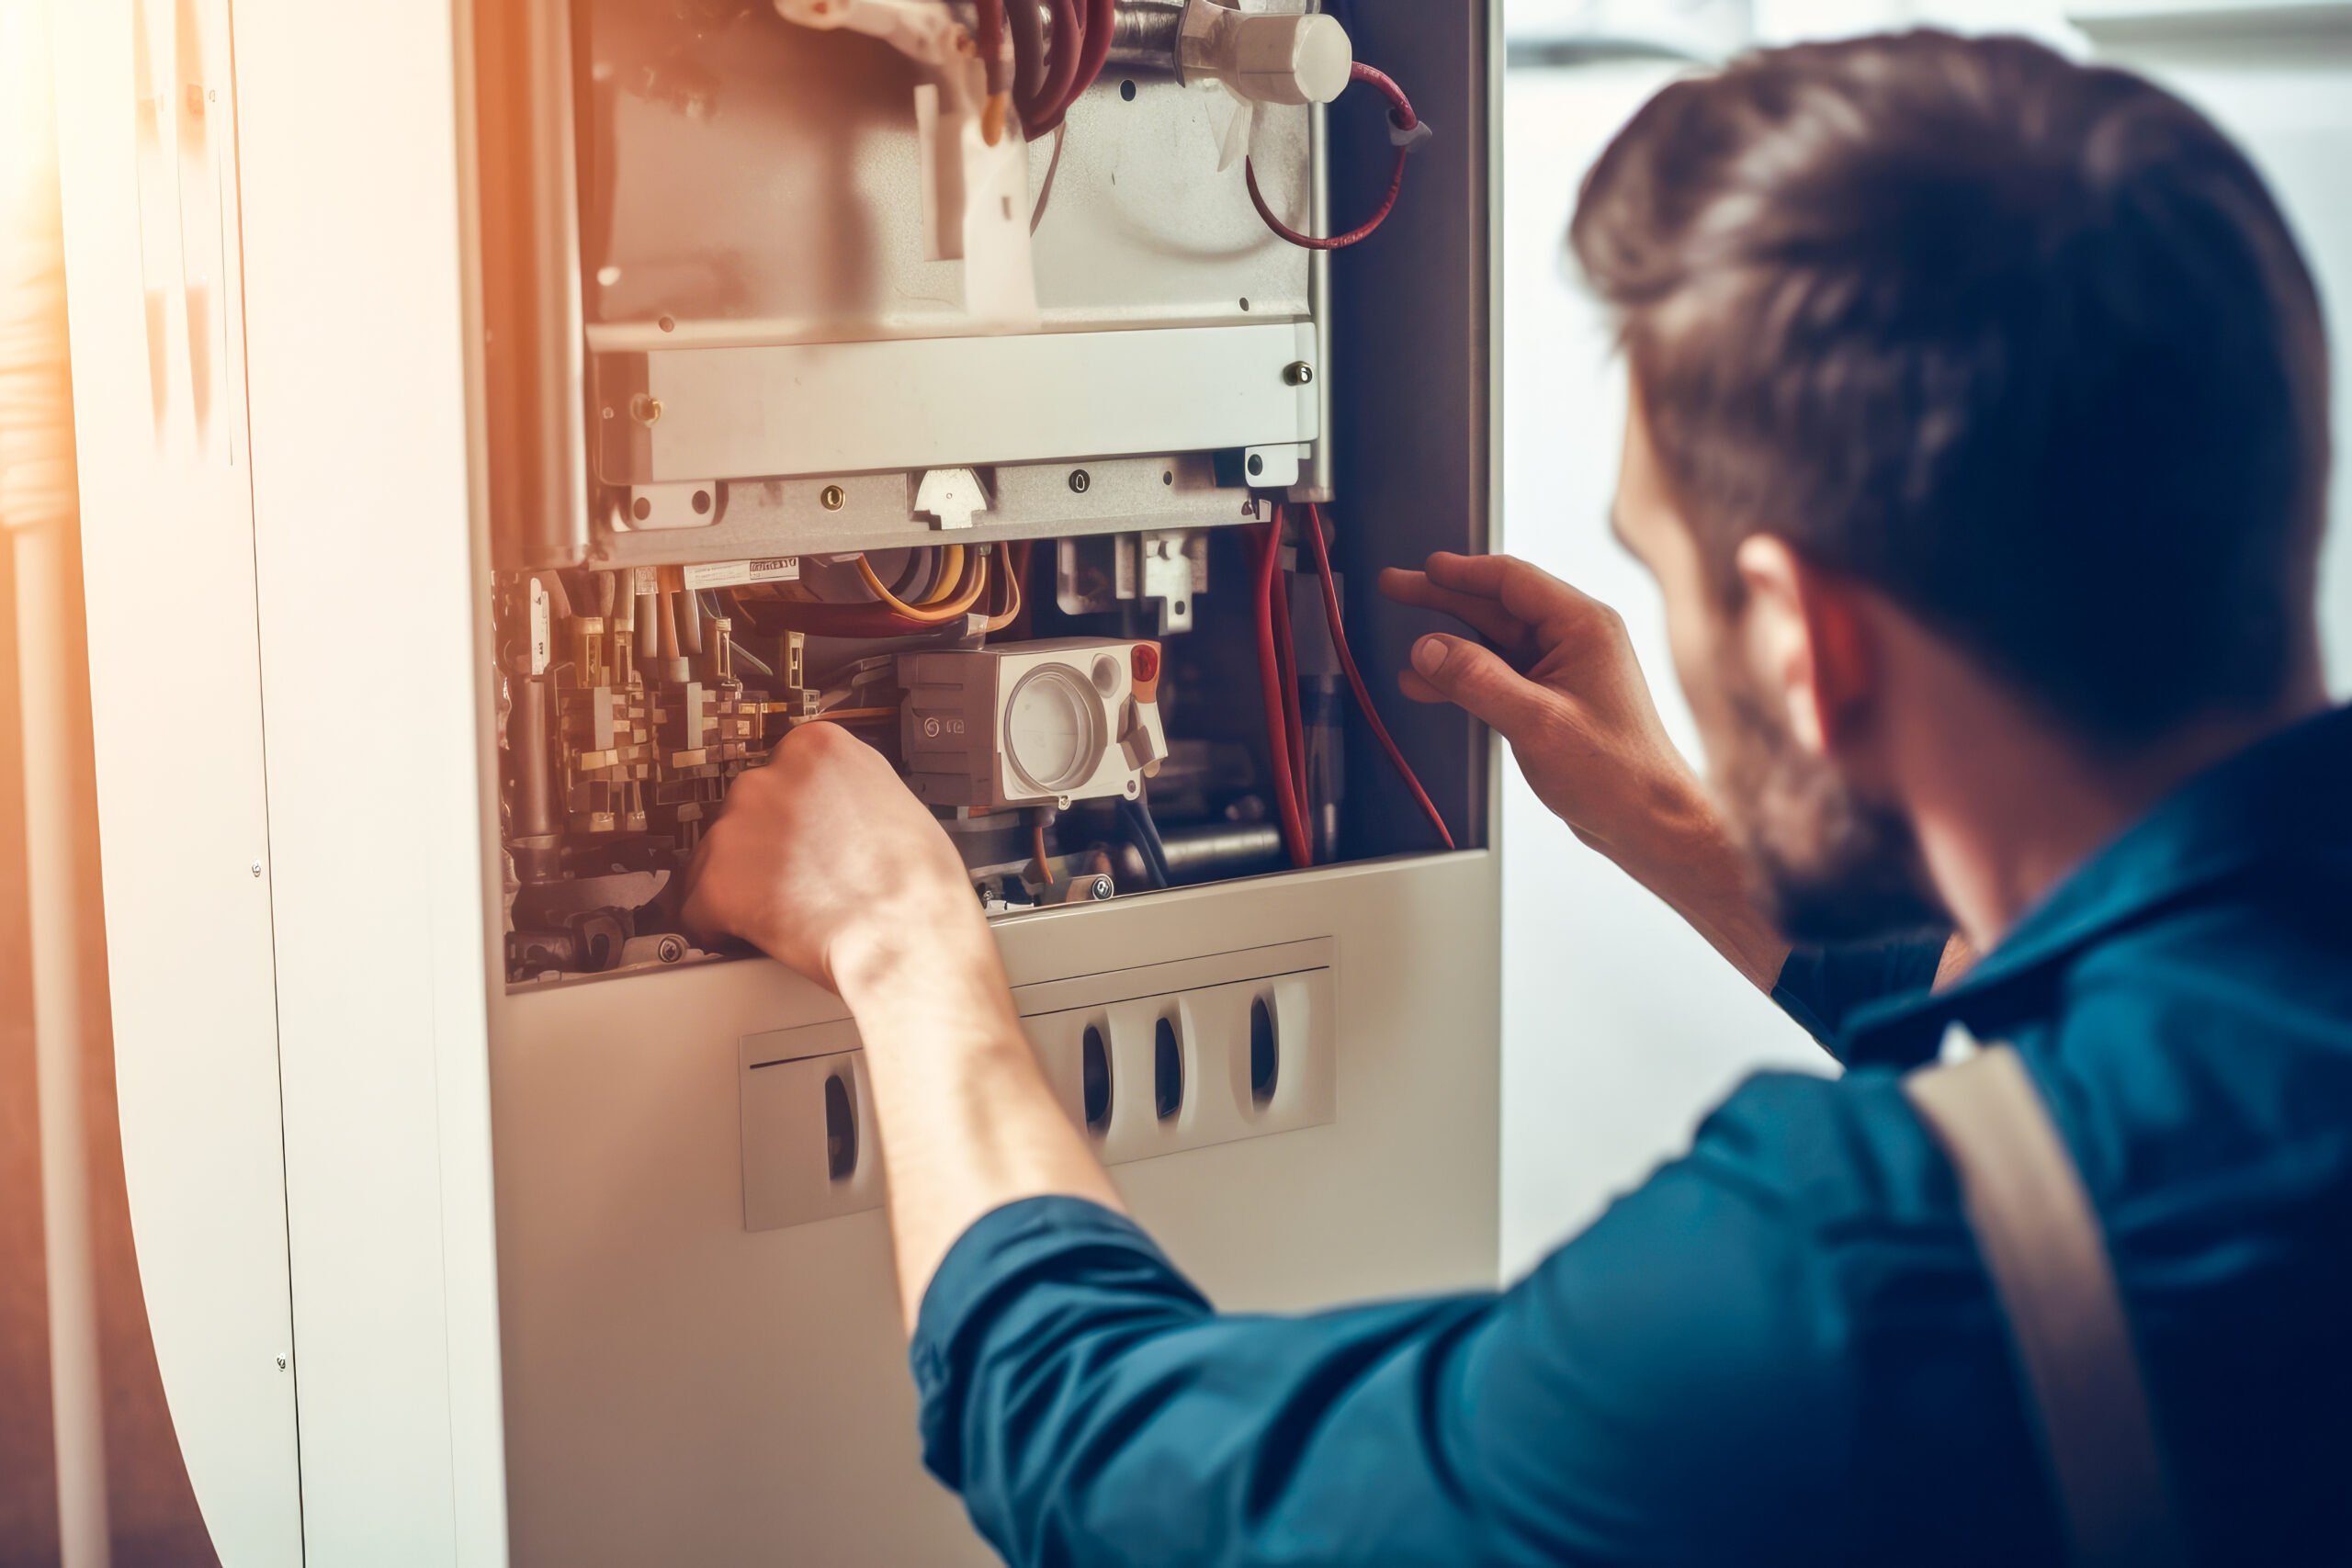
[1903,1036,2189,1568]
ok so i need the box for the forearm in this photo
[1583,771,1792,993]
[834,914,1125,1333]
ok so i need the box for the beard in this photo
[1716,682,1949,947]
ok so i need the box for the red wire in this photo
[1028,0,1113,136]
[1246,63,1418,252]
[973,0,1009,97]
[1024,0,1080,132]
[1304,503,1455,852]
[1006,0,1045,107]
[1271,528,1308,804]
[1252,521,1313,869]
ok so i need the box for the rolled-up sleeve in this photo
[911,1074,1874,1568]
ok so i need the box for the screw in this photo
[1088,875,1115,900]
[1283,361,1315,387]
[1069,469,1091,494]
[275,1354,288,1371]
[250,861,263,877]
[657,936,684,964]
[820,485,845,511]
[628,392,662,425]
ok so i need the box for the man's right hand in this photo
[1380,553,1711,863]
[677,719,993,994]
[1380,551,1792,990]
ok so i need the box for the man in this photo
[682,30,2350,1565]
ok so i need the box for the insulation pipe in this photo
[1,0,113,1559]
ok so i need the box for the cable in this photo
[1247,63,1419,252]
[973,0,1012,145]
[1118,795,1172,888]
[1028,0,1112,136]
[1024,0,1080,133]
[1032,821,1054,884]
[985,544,1025,632]
[1272,556,1308,809]
[854,551,989,624]
[1252,520,1313,868]
[1031,122,1068,234]
[1303,502,1454,851]
[888,547,936,601]
[1006,0,1045,112]
[730,638,777,681]
[916,545,967,607]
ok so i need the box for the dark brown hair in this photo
[1572,30,2330,744]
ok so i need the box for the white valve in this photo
[1181,4,1353,107]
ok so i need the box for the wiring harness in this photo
[723,541,1029,642]
[1001,0,1114,141]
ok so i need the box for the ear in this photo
[1732,536,1877,756]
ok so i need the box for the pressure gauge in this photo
[899,638,1169,811]
[1003,667,1104,797]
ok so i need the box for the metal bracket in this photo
[1139,531,1206,634]
[1241,443,1305,490]
[914,467,989,530]
[611,481,724,532]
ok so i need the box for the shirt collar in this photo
[1839,705,2352,1066]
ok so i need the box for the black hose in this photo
[1118,796,1172,888]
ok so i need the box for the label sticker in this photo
[683,557,802,590]
[527,577,552,675]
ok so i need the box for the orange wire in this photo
[985,547,1024,632]
[854,551,989,624]
[915,546,967,606]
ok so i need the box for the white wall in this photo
[1495,0,2352,1280]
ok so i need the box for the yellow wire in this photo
[985,550,1024,632]
[854,552,989,624]
[916,546,967,607]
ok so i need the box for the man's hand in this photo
[1380,553,1706,862]
[679,721,989,994]
[676,721,1123,1331]
[1381,552,1792,990]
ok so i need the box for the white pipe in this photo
[2,0,115,1562]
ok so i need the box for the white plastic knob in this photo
[1237,14,1352,106]
[1186,7,1354,107]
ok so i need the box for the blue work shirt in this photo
[910,707,2352,1565]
